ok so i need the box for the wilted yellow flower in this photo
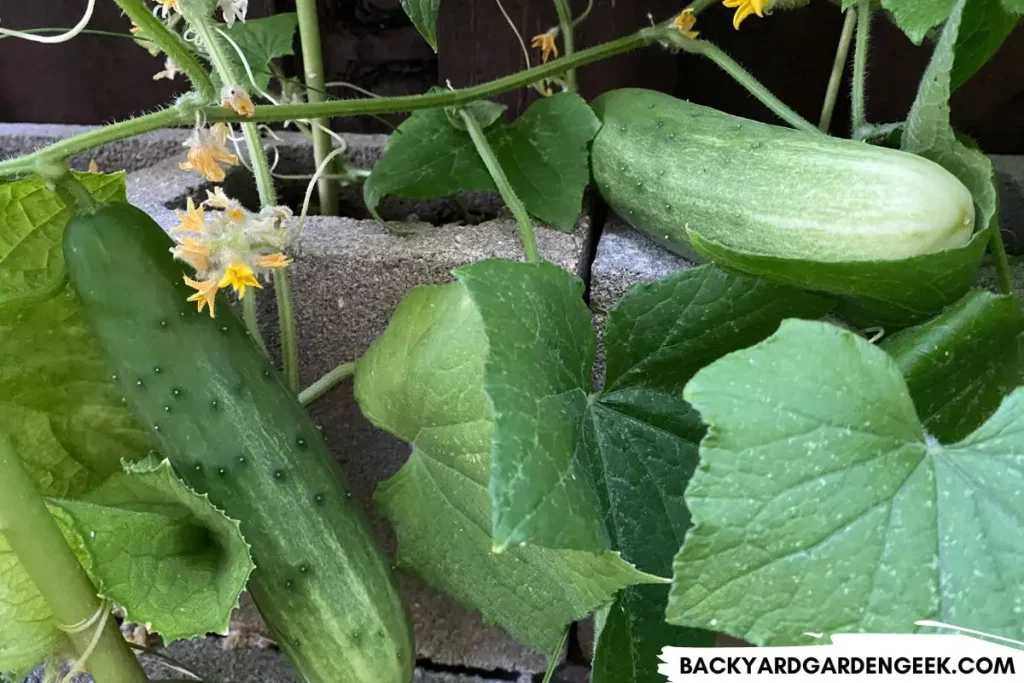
[256,253,293,269]
[172,237,211,271]
[172,197,206,234]
[723,0,767,29]
[221,86,255,117]
[184,276,218,318]
[204,186,232,208]
[179,124,239,183]
[674,9,700,38]
[531,28,560,63]
[218,263,262,298]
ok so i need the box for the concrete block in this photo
[992,155,1024,255]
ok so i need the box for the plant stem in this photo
[242,295,269,356]
[852,0,872,135]
[112,0,215,102]
[458,108,540,263]
[274,269,300,391]
[0,26,663,178]
[299,361,356,406]
[553,0,576,90]
[295,0,339,215]
[571,0,594,27]
[685,0,721,16]
[819,8,857,133]
[0,436,149,683]
[989,228,1014,296]
[667,35,821,134]
[541,628,570,683]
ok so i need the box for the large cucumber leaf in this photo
[588,267,833,683]
[668,319,1024,644]
[364,92,600,231]
[0,459,252,673]
[220,13,298,91]
[357,275,664,656]
[881,0,954,44]
[882,290,1024,443]
[688,228,988,329]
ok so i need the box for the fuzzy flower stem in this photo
[296,0,340,215]
[299,361,356,406]
[684,0,720,16]
[185,6,289,369]
[0,435,150,683]
[112,0,214,102]
[459,107,541,263]
[552,0,576,90]
[819,7,857,132]
[852,0,872,135]
[0,26,665,179]
[666,34,821,134]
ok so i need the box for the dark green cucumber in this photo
[64,203,413,683]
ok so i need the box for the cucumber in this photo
[590,88,976,263]
[63,203,413,683]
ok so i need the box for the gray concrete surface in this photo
[992,155,1024,255]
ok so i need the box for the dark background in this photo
[0,0,1021,150]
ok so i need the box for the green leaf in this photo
[364,93,601,231]
[357,277,663,655]
[401,0,441,51]
[0,288,150,498]
[903,0,999,235]
[221,13,298,91]
[1004,0,1024,13]
[448,100,507,131]
[587,267,834,683]
[688,228,989,329]
[0,172,125,306]
[882,290,1024,443]
[952,0,1019,89]
[881,0,954,44]
[0,534,67,674]
[53,458,253,642]
[668,319,1024,644]
[458,259,604,552]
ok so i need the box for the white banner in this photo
[659,623,1024,682]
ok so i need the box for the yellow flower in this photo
[723,0,767,29]
[674,9,700,38]
[179,124,239,183]
[218,262,262,299]
[256,253,293,269]
[172,238,212,271]
[153,57,180,81]
[184,276,219,318]
[226,206,247,224]
[155,0,180,18]
[221,86,255,117]
[203,186,232,208]
[88,159,99,173]
[531,28,560,63]
[172,197,206,234]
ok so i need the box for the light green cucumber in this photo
[63,203,413,683]
[591,88,976,263]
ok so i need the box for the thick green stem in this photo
[553,0,576,90]
[274,270,301,391]
[299,361,356,406]
[296,0,339,215]
[989,228,1014,296]
[459,108,540,263]
[685,0,720,16]
[0,27,661,178]
[667,35,821,134]
[112,0,214,102]
[852,0,872,136]
[0,436,149,683]
[819,8,857,133]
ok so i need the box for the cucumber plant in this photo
[0,0,1022,681]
